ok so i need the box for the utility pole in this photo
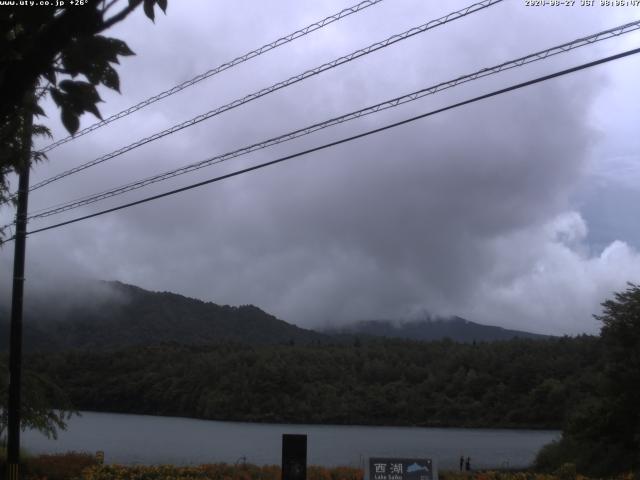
[6,93,33,480]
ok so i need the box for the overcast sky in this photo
[2,0,640,335]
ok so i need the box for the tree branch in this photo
[102,0,120,15]
[102,0,143,30]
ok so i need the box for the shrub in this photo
[26,451,99,480]
[80,464,362,480]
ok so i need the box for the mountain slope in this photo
[0,281,326,351]
[325,317,550,342]
[0,280,550,352]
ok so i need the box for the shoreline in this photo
[70,410,563,433]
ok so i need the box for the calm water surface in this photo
[23,412,559,469]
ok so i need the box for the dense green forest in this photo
[24,336,600,429]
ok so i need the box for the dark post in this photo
[6,95,33,480]
[281,434,307,480]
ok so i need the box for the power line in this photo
[24,0,503,194]
[12,46,639,241]
[37,0,386,154]
[24,19,640,221]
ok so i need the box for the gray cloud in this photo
[2,0,640,335]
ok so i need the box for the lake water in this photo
[22,412,559,470]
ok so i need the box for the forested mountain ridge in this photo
[0,281,326,351]
[0,280,552,352]
[325,317,550,342]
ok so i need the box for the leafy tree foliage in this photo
[24,336,601,429]
[0,0,169,438]
[535,283,640,476]
[0,360,76,440]
[0,0,168,235]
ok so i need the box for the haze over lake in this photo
[23,412,559,470]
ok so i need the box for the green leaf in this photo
[156,0,167,13]
[31,103,46,118]
[85,103,102,120]
[101,64,120,92]
[110,38,135,57]
[84,65,102,85]
[61,108,79,135]
[31,151,49,163]
[61,36,134,83]
[59,80,103,107]
[58,79,77,93]
[56,80,104,123]
[49,88,65,108]
[32,124,53,140]
[42,66,56,85]
[143,0,155,21]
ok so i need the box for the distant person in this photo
[465,457,471,471]
[459,456,464,472]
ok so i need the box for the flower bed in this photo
[80,464,362,480]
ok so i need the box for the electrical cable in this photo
[24,19,640,221]
[37,0,387,154]
[7,45,636,241]
[24,0,503,195]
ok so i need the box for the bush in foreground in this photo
[80,466,638,480]
[24,451,100,480]
[80,464,362,480]
[6,456,635,480]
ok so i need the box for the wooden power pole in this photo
[6,94,33,480]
